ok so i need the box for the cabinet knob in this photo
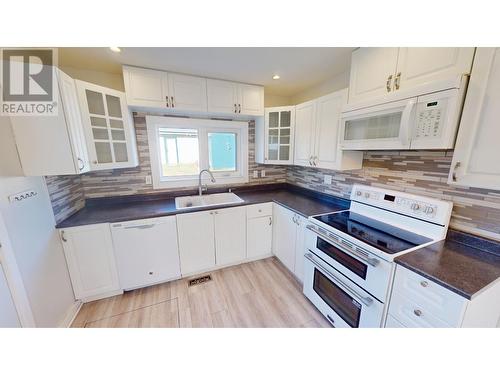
[92,160,98,165]
[420,281,428,288]
[166,96,169,107]
[413,309,422,317]
[149,271,153,275]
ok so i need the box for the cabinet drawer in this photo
[385,314,405,328]
[246,203,273,219]
[392,265,466,326]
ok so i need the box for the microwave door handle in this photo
[305,252,373,307]
[399,99,416,147]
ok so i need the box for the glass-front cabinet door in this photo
[264,106,295,164]
[75,80,138,170]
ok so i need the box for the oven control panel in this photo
[351,185,451,225]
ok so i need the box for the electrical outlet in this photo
[323,175,332,184]
[261,170,266,178]
[253,170,259,178]
[145,175,152,185]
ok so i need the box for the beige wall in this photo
[291,70,350,104]
[264,93,292,107]
[59,66,125,91]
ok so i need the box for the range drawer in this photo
[247,203,273,219]
[390,265,467,327]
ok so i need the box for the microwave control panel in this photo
[414,97,448,139]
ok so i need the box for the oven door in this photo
[303,251,384,328]
[305,225,393,302]
[340,98,416,150]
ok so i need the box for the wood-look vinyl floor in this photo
[71,257,330,328]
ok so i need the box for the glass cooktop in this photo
[313,211,433,254]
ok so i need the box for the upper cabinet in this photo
[348,47,475,109]
[124,66,264,117]
[294,90,363,170]
[123,66,207,112]
[448,48,500,190]
[255,106,295,165]
[75,80,138,170]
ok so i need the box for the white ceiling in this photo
[59,47,355,96]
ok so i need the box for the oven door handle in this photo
[305,252,374,307]
[306,225,380,267]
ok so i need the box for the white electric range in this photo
[303,184,453,328]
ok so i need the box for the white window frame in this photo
[146,116,248,189]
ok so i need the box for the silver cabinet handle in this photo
[420,281,428,288]
[60,230,67,242]
[234,104,237,113]
[306,225,379,267]
[326,314,336,327]
[386,74,393,92]
[305,252,373,306]
[394,72,401,90]
[166,96,169,107]
[124,224,155,230]
[269,217,272,226]
[171,96,175,108]
[413,309,422,317]
[77,157,85,171]
[238,104,241,113]
[452,161,461,182]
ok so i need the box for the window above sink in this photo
[146,116,249,189]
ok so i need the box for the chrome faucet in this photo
[198,169,216,196]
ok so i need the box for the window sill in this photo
[152,175,249,190]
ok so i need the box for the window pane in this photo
[85,90,105,115]
[208,132,236,172]
[159,128,199,177]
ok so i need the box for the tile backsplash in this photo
[45,116,500,240]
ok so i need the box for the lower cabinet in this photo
[176,206,247,275]
[110,216,181,291]
[60,224,121,302]
[272,204,306,282]
[247,203,273,259]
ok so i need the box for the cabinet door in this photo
[272,204,297,272]
[313,90,347,170]
[247,216,273,259]
[348,47,399,104]
[58,70,90,174]
[122,66,169,108]
[238,84,264,116]
[396,48,474,92]
[207,79,238,114]
[60,224,121,301]
[449,48,500,190]
[111,217,181,291]
[168,73,207,112]
[293,216,306,282]
[214,207,246,266]
[294,100,316,167]
[0,263,20,327]
[177,211,216,275]
[264,106,295,164]
[76,80,138,170]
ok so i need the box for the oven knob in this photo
[411,203,420,211]
[356,191,362,196]
[424,206,434,214]
[364,192,370,198]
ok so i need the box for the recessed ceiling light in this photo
[272,74,280,80]
[110,47,121,53]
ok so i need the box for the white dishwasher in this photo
[111,216,181,291]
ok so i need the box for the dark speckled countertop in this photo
[56,183,350,229]
[395,231,500,300]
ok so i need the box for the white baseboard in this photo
[58,300,83,328]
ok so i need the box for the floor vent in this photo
[188,275,212,287]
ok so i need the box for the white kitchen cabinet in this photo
[75,80,138,170]
[110,216,181,291]
[348,47,474,108]
[167,73,207,112]
[207,79,264,116]
[60,224,121,302]
[349,47,400,105]
[255,106,295,164]
[294,90,363,170]
[9,68,90,176]
[272,204,306,281]
[448,48,500,190]
[214,207,246,266]
[176,211,216,275]
[122,65,169,108]
[246,203,273,259]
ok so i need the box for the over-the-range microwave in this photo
[339,84,468,150]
